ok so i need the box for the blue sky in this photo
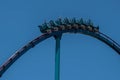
[0,0,120,80]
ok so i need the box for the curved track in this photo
[0,27,120,77]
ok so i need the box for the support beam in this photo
[54,35,62,80]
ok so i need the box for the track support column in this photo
[54,34,62,80]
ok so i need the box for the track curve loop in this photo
[0,18,120,77]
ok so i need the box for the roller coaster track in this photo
[0,18,120,79]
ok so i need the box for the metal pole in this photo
[54,35,61,80]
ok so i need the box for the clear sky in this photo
[0,0,120,80]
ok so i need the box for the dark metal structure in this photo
[0,18,120,80]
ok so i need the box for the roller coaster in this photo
[0,18,120,80]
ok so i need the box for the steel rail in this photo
[0,29,120,77]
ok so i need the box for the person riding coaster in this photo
[39,18,99,33]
